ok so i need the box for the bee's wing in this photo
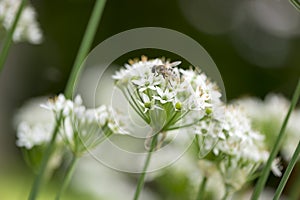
[169,61,182,67]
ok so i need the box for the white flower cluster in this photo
[16,94,125,155]
[0,0,43,44]
[236,94,300,160]
[194,105,280,192]
[113,56,222,132]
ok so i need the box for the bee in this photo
[151,61,181,85]
[48,95,58,103]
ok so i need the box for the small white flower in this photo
[153,87,175,104]
[138,93,154,113]
[132,74,160,92]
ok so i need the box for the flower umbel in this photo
[113,56,222,135]
[41,94,126,156]
[15,94,126,169]
[193,105,281,197]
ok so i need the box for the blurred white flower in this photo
[236,94,300,160]
[0,0,43,44]
[14,96,55,149]
[16,121,52,149]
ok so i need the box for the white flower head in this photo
[16,94,123,158]
[192,105,279,192]
[113,56,222,134]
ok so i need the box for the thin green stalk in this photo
[133,134,158,200]
[28,114,62,200]
[122,89,148,123]
[0,0,27,73]
[251,79,300,200]
[273,140,300,200]
[56,155,79,200]
[64,0,107,98]
[290,0,300,11]
[28,1,107,199]
[127,88,149,123]
[288,165,300,200]
[167,116,206,131]
[195,176,207,200]
[221,190,230,200]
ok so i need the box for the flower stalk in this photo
[133,133,159,200]
[251,79,300,200]
[288,167,300,200]
[55,155,79,200]
[195,176,207,200]
[28,112,62,200]
[273,140,300,200]
[28,0,107,199]
[64,0,107,98]
[0,0,27,73]
[221,188,231,200]
[290,0,300,11]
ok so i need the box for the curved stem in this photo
[0,0,27,73]
[64,0,107,98]
[56,155,79,200]
[251,79,300,200]
[273,140,300,200]
[195,176,207,200]
[133,134,158,200]
[290,0,300,11]
[28,113,62,200]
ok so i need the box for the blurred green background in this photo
[0,0,300,199]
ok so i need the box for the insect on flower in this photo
[151,61,181,86]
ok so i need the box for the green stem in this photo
[290,0,300,11]
[64,0,107,98]
[273,140,300,200]
[28,1,107,199]
[167,116,206,131]
[221,190,230,200]
[195,176,207,200]
[0,0,27,73]
[251,79,300,200]
[133,134,158,200]
[288,164,300,200]
[55,155,79,200]
[28,114,62,200]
